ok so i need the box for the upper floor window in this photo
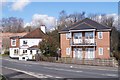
[98,32,103,39]
[73,33,82,39]
[98,48,103,55]
[11,39,16,46]
[85,32,93,39]
[66,33,71,39]
[23,40,27,45]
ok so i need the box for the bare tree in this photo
[101,15,114,27]
[0,17,25,33]
[58,10,85,30]
[68,12,85,23]
[88,13,105,23]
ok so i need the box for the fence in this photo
[36,56,118,67]
[57,57,118,67]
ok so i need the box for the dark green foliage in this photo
[38,34,58,57]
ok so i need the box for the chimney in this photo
[40,25,46,33]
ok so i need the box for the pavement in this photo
[0,56,119,80]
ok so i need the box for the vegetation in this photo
[0,50,9,56]
[4,50,9,55]
[38,35,58,57]
[0,10,120,60]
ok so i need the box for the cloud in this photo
[11,0,30,11]
[24,14,57,30]
[0,0,7,8]
[0,0,7,2]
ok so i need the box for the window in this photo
[23,50,27,54]
[30,50,32,54]
[99,48,103,55]
[11,39,16,46]
[85,32,93,39]
[74,48,83,59]
[14,49,16,53]
[66,48,70,55]
[23,40,27,45]
[85,48,94,59]
[98,32,103,39]
[66,33,71,39]
[73,33,82,39]
[14,49,18,55]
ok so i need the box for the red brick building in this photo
[59,18,111,59]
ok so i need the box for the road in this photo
[0,57,119,80]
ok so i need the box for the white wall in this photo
[19,49,37,60]
[19,38,42,60]
[20,38,42,48]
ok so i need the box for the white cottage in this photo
[9,26,46,60]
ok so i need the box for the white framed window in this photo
[98,48,103,55]
[66,33,71,40]
[98,32,103,39]
[11,39,16,46]
[85,32,94,39]
[73,33,82,39]
[23,50,27,54]
[85,48,94,59]
[23,40,27,45]
[30,50,32,54]
[74,48,83,59]
[66,48,70,55]
[14,49,18,55]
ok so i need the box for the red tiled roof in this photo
[0,32,27,38]
[21,28,46,39]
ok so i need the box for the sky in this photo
[1,1,119,29]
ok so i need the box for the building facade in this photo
[9,27,46,60]
[60,18,111,59]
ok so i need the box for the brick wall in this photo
[95,31,110,59]
[60,33,71,57]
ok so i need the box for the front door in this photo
[74,48,83,59]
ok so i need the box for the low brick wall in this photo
[37,56,118,67]
[57,57,118,67]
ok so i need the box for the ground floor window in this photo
[14,49,18,55]
[23,50,27,54]
[85,48,94,59]
[98,48,103,55]
[74,48,83,59]
[30,50,32,54]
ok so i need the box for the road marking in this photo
[44,67,83,73]
[101,74,118,77]
[3,66,62,78]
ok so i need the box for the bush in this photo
[4,50,9,55]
